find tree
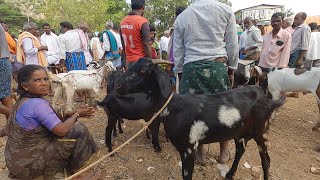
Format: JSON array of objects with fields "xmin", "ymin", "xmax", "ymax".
[
  {"xmin": 144, "ymin": 0, "xmax": 232, "ymax": 33},
  {"xmin": 286, "ymin": 8, "xmax": 295, "ymax": 17},
  {"xmin": 41, "ymin": 0, "xmax": 128, "ymax": 32}
]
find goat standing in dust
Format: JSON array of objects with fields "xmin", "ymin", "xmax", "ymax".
[
  {"xmin": 116, "ymin": 58, "xmax": 285, "ymax": 180},
  {"xmin": 265, "ymin": 67, "xmax": 320, "ymax": 131},
  {"xmin": 52, "ymin": 61, "xmax": 115, "ymax": 111}
]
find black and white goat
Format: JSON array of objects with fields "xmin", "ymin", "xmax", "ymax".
[
  {"xmin": 98, "ymin": 70, "xmax": 163, "ymax": 152},
  {"xmin": 115, "ymin": 58, "xmax": 285, "ymax": 180}
]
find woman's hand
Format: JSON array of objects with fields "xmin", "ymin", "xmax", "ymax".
[{"xmin": 75, "ymin": 105, "xmax": 95, "ymax": 118}]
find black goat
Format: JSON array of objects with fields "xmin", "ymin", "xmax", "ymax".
[
  {"xmin": 115, "ymin": 58, "xmax": 285, "ymax": 180},
  {"xmin": 98, "ymin": 70, "xmax": 162, "ymax": 152}
]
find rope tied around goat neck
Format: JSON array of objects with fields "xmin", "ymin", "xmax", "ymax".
[{"xmin": 65, "ymin": 93, "xmax": 174, "ymax": 180}]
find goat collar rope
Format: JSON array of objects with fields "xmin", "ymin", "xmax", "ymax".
[{"xmin": 65, "ymin": 93, "xmax": 174, "ymax": 180}]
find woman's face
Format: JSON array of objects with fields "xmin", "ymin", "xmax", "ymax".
[{"xmin": 22, "ymin": 69, "xmax": 50, "ymax": 97}]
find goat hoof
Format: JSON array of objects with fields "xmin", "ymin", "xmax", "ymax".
[
  {"xmin": 225, "ymin": 173, "xmax": 233, "ymax": 180},
  {"xmin": 154, "ymin": 146, "xmax": 162, "ymax": 152}
]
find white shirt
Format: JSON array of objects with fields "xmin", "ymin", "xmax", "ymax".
[
  {"xmin": 22, "ymin": 37, "xmax": 39, "ymax": 65},
  {"xmin": 244, "ymin": 25, "xmax": 263, "ymax": 50},
  {"xmin": 90, "ymin": 37, "xmax": 104, "ymax": 59},
  {"xmin": 306, "ymin": 32, "xmax": 320, "ymax": 61},
  {"xmin": 41, "ymin": 32, "xmax": 61, "ymax": 65},
  {"xmin": 102, "ymin": 30, "xmax": 123, "ymax": 52},
  {"xmin": 59, "ymin": 30, "xmax": 83, "ymax": 60},
  {"xmin": 239, "ymin": 30, "xmax": 247, "ymax": 50},
  {"xmin": 160, "ymin": 36, "xmax": 170, "ymax": 52}
]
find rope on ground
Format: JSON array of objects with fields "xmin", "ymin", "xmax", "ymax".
[{"xmin": 65, "ymin": 93, "xmax": 174, "ymax": 180}]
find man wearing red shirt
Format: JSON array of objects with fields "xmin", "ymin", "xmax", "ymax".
[{"xmin": 120, "ymin": 0, "xmax": 152, "ymax": 68}]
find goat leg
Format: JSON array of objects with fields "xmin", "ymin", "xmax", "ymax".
[
  {"xmin": 149, "ymin": 121, "xmax": 162, "ymax": 152},
  {"xmin": 105, "ymin": 116, "xmax": 117, "ymax": 153},
  {"xmin": 226, "ymin": 138, "xmax": 246, "ymax": 180},
  {"xmin": 118, "ymin": 118, "xmax": 124, "ymax": 133},
  {"xmin": 179, "ymin": 148, "xmax": 195, "ymax": 180},
  {"xmin": 254, "ymin": 135, "xmax": 270, "ymax": 180}
]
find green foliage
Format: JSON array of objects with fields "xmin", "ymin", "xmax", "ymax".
[
  {"xmin": 0, "ymin": 0, "xmax": 30, "ymax": 34},
  {"xmin": 41, "ymin": 0, "xmax": 128, "ymax": 32}
]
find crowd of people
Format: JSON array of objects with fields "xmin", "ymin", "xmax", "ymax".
[{"xmin": 0, "ymin": 0, "xmax": 319, "ymax": 178}]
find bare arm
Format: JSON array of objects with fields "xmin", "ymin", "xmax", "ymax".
[{"xmin": 141, "ymin": 23, "xmax": 152, "ymax": 58}]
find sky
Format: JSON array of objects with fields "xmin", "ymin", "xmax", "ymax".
[{"xmin": 230, "ymin": 0, "xmax": 319, "ymax": 16}]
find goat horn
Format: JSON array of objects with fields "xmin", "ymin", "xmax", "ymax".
[{"xmin": 152, "ymin": 59, "xmax": 174, "ymax": 65}]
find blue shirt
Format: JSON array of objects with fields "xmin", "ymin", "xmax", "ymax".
[{"xmin": 16, "ymin": 98, "xmax": 61, "ymax": 131}]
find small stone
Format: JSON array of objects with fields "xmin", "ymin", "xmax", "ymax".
[
  {"xmin": 310, "ymin": 167, "xmax": 320, "ymax": 174},
  {"xmin": 298, "ymin": 148, "xmax": 304, "ymax": 153},
  {"xmin": 136, "ymin": 159, "xmax": 143, "ymax": 163},
  {"xmin": 244, "ymin": 162, "xmax": 251, "ymax": 169},
  {"xmin": 178, "ymin": 161, "xmax": 182, "ymax": 167},
  {"xmin": 99, "ymin": 140, "xmax": 104, "ymax": 144},
  {"xmin": 164, "ymin": 154, "xmax": 171, "ymax": 160},
  {"xmin": 147, "ymin": 166, "xmax": 155, "ymax": 173},
  {"xmin": 54, "ymin": 173, "xmax": 64, "ymax": 179},
  {"xmin": 217, "ymin": 163, "xmax": 229, "ymax": 172},
  {"xmin": 220, "ymin": 170, "xmax": 227, "ymax": 178}
]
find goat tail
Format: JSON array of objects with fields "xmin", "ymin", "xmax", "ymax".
[
  {"xmin": 47, "ymin": 72, "xmax": 62, "ymax": 84},
  {"xmin": 269, "ymin": 96, "xmax": 286, "ymax": 110}
]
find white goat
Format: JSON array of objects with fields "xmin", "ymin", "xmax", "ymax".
[
  {"xmin": 52, "ymin": 61, "xmax": 115, "ymax": 111},
  {"xmin": 266, "ymin": 67, "xmax": 320, "ymax": 130}
]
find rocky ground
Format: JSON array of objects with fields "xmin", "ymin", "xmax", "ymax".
[{"xmin": 0, "ymin": 93, "xmax": 319, "ymax": 179}]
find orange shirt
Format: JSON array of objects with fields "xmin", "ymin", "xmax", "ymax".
[
  {"xmin": 5, "ymin": 32, "xmax": 17, "ymax": 54},
  {"xmin": 120, "ymin": 15, "xmax": 148, "ymax": 62}
]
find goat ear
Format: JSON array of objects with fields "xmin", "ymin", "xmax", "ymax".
[{"xmin": 150, "ymin": 64, "xmax": 172, "ymax": 98}]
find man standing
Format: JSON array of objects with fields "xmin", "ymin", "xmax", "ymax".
[
  {"xmin": 120, "ymin": 0, "xmax": 152, "ymax": 68},
  {"xmin": 174, "ymin": 0, "xmax": 238, "ymax": 165},
  {"xmin": 240, "ymin": 17, "xmax": 263, "ymax": 60},
  {"xmin": 59, "ymin": 21, "xmax": 87, "ymax": 71},
  {"xmin": 305, "ymin": 22, "xmax": 320, "ymax": 67},
  {"xmin": 0, "ymin": 23, "xmax": 13, "ymax": 136},
  {"xmin": 259, "ymin": 12, "xmax": 292, "ymax": 70},
  {"xmin": 101, "ymin": 20, "xmax": 123, "ymax": 69},
  {"xmin": 40, "ymin": 23, "xmax": 61, "ymax": 66},
  {"xmin": 78, "ymin": 22, "xmax": 93, "ymax": 65},
  {"xmin": 289, "ymin": 12, "xmax": 311, "ymax": 68},
  {"xmin": 160, "ymin": 30, "xmax": 170, "ymax": 60},
  {"xmin": 282, "ymin": 17, "xmax": 294, "ymax": 34},
  {"xmin": 16, "ymin": 22, "xmax": 48, "ymax": 66}
]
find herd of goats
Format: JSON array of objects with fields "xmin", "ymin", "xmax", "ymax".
[{"xmin": 47, "ymin": 58, "xmax": 320, "ymax": 180}]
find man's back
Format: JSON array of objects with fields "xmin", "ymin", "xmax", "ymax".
[
  {"xmin": 59, "ymin": 30, "xmax": 82, "ymax": 52},
  {"xmin": 173, "ymin": 0, "xmax": 238, "ymax": 71},
  {"xmin": 120, "ymin": 14, "xmax": 148, "ymax": 62}
]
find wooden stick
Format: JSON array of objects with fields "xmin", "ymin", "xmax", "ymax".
[{"xmin": 65, "ymin": 93, "xmax": 174, "ymax": 180}]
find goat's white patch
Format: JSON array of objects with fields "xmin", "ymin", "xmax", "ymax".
[
  {"xmin": 160, "ymin": 107, "xmax": 169, "ymax": 117},
  {"xmin": 203, "ymin": 69, "xmax": 210, "ymax": 78},
  {"xmin": 189, "ymin": 121, "xmax": 209, "ymax": 150},
  {"xmin": 184, "ymin": 169, "xmax": 189, "ymax": 177},
  {"xmin": 187, "ymin": 148, "xmax": 192, "ymax": 154},
  {"xmin": 189, "ymin": 88, "xmax": 195, "ymax": 94},
  {"xmin": 184, "ymin": 153, "xmax": 187, "ymax": 159},
  {"xmin": 218, "ymin": 105, "xmax": 241, "ymax": 128}
]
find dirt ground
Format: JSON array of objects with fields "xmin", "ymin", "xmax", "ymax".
[{"xmin": 0, "ymin": 93, "xmax": 319, "ymax": 180}]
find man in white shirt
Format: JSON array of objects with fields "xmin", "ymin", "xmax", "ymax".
[
  {"xmin": 240, "ymin": 17, "xmax": 263, "ymax": 60},
  {"xmin": 40, "ymin": 23, "xmax": 61, "ymax": 66},
  {"xmin": 160, "ymin": 30, "xmax": 170, "ymax": 59},
  {"xmin": 101, "ymin": 20, "xmax": 123, "ymax": 68},
  {"xmin": 59, "ymin": 21, "xmax": 87, "ymax": 71}
]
